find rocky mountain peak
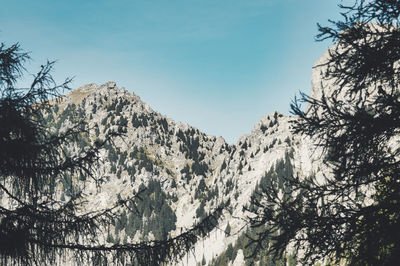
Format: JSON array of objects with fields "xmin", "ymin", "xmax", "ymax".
[
  {"xmin": 37, "ymin": 76, "xmax": 327, "ymax": 265},
  {"xmin": 75, "ymin": 82, "xmax": 99, "ymax": 92},
  {"xmin": 74, "ymin": 81, "xmax": 129, "ymax": 97}
]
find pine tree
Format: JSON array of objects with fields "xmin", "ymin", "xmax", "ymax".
[
  {"xmin": 201, "ymin": 254, "xmax": 206, "ymax": 265},
  {"xmin": 224, "ymin": 222, "xmax": 231, "ymax": 236},
  {"xmin": 247, "ymin": 1, "xmax": 400, "ymax": 264}
]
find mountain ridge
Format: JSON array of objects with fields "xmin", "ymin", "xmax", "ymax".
[
  {"xmin": 70, "ymin": 80, "xmax": 289, "ymax": 146},
  {"xmin": 27, "ymin": 48, "xmax": 331, "ymax": 265},
  {"xmin": 43, "ymin": 79, "xmax": 322, "ymax": 265}
]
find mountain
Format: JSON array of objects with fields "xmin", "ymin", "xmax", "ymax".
[
  {"xmin": 42, "ymin": 83, "xmax": 322, "ymax": 265},
  {"xmin": 37, "ymin": 56, "xmax": 329, "ymax": 265}
]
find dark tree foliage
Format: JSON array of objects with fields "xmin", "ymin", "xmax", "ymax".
[
  {"xmin": 123, "ymin": 179, "xmax": 177, "ymax": 241},
  {"xmin": 247, "ymin": 1, "xmax": 400, "ymax": 265},
  {"xmin": 0, "ymin": 43, "xmax": 226, "ymax": 265}
]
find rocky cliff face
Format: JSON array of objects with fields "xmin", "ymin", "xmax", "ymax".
[
  {"xmin": 41, "ymin": 75, "xmax": 327, "ymax": 265},
  {"xmin": 39, "ymin": 54, "xmax": 331, "ymax": 265}
]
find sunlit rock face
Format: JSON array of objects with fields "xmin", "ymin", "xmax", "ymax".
[
  {"xmin": 46, "ymin": 32, "xmax": 393, "ymax": 264},
  {"xmin": 36, "ymin": 76, "xmax": 331, "ymax": 265}
]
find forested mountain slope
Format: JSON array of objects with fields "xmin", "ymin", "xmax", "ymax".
[{"xmin": 37, "ymin": 77, "xmax": 327, "ymax": 265}]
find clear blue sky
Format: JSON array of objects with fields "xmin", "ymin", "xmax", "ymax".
[{"xmin": 0, "ymin": 0, "xmax": 341, "ymax": 143}]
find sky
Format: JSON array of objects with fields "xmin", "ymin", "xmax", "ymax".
[{"xmin": 0, "ymin": 0, "xmax": 342, "ymax": 144}]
